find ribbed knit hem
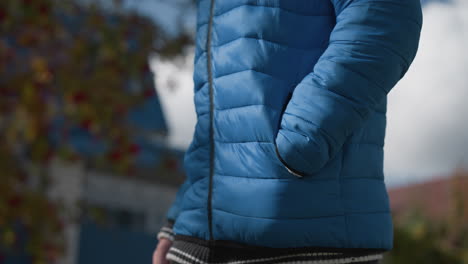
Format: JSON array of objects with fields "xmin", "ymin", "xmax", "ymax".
[
  {"xmin": 167, "ymin": 234, "xmax": 386, "ymax": 264},
  {"xmin": 157, "ymin": 219, "xmax": 175, "ymax": 242}
]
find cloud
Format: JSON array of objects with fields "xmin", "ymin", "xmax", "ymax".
[{"xmin": 151, "ymin": 53, "xmax": 197, "ymax": 150}]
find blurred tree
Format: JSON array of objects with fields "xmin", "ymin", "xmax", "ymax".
[
  {"xmin": 385, "ymin": 213, "xmax": 461, "ymax": 264},
  {"xmin": 384, "ymin": 169, "xmax": 468, "ymax": 264},
  {"xmin": 0, "ymin": 0, "xmax": 193, "ymax": 262}
]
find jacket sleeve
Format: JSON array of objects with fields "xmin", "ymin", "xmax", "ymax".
[
  {"xmin": 157, "ymin": 178, "xmax": 191, "ymax": 242},
  {"xmin": 275, "ymin": 0, "xmax": 423, "ymax": 176}
]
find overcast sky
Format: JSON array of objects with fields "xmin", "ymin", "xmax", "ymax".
[
  {"xmin": 151, "ymin": 0, "xmax": 468, "ymax": 187},
  {"xmin": 384, "ymin": 0, "xmax": 468, "ymax": 186}
]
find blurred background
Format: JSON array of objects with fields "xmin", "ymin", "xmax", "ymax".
[{"xmin": 0, "ymin": 0, "xmax": 467, "ymax": 263}]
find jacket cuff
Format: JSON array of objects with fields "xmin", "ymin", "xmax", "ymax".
[{"xmin": 157, "ymin": 219, "xmax": 175, "ymax": 242}]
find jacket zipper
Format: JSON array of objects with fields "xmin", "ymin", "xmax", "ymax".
[{"xmin": 206, "ymin": 0, "xmax": 215, "ymax": 241}]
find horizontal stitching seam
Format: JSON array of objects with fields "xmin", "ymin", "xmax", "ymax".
[
  {"xmin": 213, "ymin": 208, "xmax": 390, "ymax": 220},
  {"xmin": 321, "ymin": 57, "xmax": 387, "ymax": 95},
  {"xmin": 177, "ymin": 207, "xmax": 205, "ymax": 213},
  {"xmin": 216, "ymin": 173, "xmax": 340, "ymax": 181},
  {"xmin": 194, "ymin": 81, "xmax": 208, "ymax": 96},
  {"xmin": 343, "ymin": 2, "xmax": 422, "ymax": 28},
  {"xmin": 340, "ymin": 177, "xmax": 384, "ymax": 180},
  {"xmin": 216, "ymin": 173, "xmax": 290, "ymax": 180},
  {"xmin": 347, "ymin": 142, "xmax": 384, "ymax": 147},
  {"xmin": 330, "ymin": 39, "xmax": 409, "ymax": 68},
  {"xmin": 185, "ymin": 143, "xmax": 209, "ymax": 158},
  {"xmin": 306, "ymin": 74, "xmax": 370, "ymax": 121},
  {"xmin": 213, "ymin": 36, "xmax": 324, "ymax": 52},
  {"xmin": 195, "ymin": 69, "xmax": 291, "ymax": 94},
  {"xmin": 215, "ymin": 140, "xmax": 271, "ymax": 144},
  {"xmin": 184, "ymin": 175, "xmax": 208, "ymax": 193},
  {"xmin": 215, "ymin": 173, "xmax": 383, "ymax": 181},
  {"xmin": 203, "ymin": 13, "xmax": 342, "ymax": 54},
  {"xmin": 216, "ymin": 103, "xmax": 281, "ymax": 112},
  {"xmin": 197, "ymin": 4, "xmax": 334, "ymax": 28},
  {"xmin": 347, "ymin": 210, "xmax": 390, "ymax": 215},
  {"xmin": 213, "ymin": 208, "xmax": 346, "ymax": 220},
  {"xmin": 194, "ymin": 50, "xmax": 206, "ymax": 68},
  {"xmin": 197, "ymin": 105, "xmax": 383, "ymax": 117},
  {"xmin": 214, "ymin": 68, "xmax": 289, "ymax": 83}
]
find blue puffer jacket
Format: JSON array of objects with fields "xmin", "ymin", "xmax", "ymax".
[{"xmin": 166, "ymin": 0, "xmax": 422, "ymax": 250}]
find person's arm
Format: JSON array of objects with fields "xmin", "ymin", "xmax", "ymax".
[
  {"xmin": 275, "ymin": 0, "xmax": 423, "ymax": 176},
  {"xmin": 157, "ymin": 179, "xmax": 191, "ymax": 242},
  {"xmin": 153, "ymin": 179, "xmax": 191, "ymax": 264}
]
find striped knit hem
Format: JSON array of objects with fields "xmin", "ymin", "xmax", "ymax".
[
  {"xmin": 166, "ymin": 234, "xmax": 386, "ymax": 264},
  {"xmin": 157, "ymin": 220, "xmax": 175, "ymax": 242}
]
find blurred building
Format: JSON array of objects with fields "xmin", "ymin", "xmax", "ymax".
[
  {"xmin": 388, "ymin": 168, "xmax": 468, "ymax": 223},
  {"xmin": 47, "ymin": 157, "xmax": 182, "ymax": 264}
]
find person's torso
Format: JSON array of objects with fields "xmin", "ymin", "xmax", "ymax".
[{"xmin": 173, "ymin": 0, "xmax": 392, "ymax": 251}]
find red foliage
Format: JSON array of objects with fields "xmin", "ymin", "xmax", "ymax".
[
  {"xmin": 128, "ymin": 143, "xmax": 140, "ymax": 155},
  {"xmin": 0, "ymin": 7, "xmax": 6, "ymax": 22},
  {"xmin": 8, "ymin": 195, "xmax": 23, "ymax": 208},
  {"xmin": 143, "ymin": 89, "xmax": 155, "ymax": 98},
  {"xmin": 109, "ymin": 150, "xmax": 123, "ymax": 161},
  {"xmin": 80, "ymin": 119, "xmax": 92, "ymax": 131},
  {"xmin": 71, "ymin": 91, "xmax": 89, "ymax": 104}
]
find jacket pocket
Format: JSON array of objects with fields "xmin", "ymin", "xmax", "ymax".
[{"xmin": 272, "ymin": 91, "xmax": 307, "ymax": 178}]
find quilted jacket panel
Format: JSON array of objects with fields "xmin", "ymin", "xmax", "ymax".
[{"xmin": 166, "ymin": 0, "xmax": 423, "ymax": 250}]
